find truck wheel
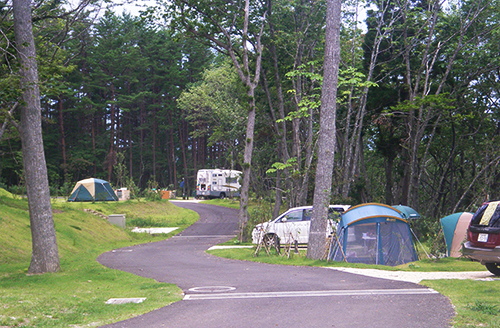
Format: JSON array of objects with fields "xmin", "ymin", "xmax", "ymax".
[
  {"xmin": 220, "ymin": 193, "xmax": 226, "ymax": 199},
  {"xmin": 485, "ymin": 263, "xmax": 500, "ymax": 276}
]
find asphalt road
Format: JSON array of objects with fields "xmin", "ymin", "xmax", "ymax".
[{"xmin": 98, "ymin": 201, "xmax": 455, "ymax": 328}]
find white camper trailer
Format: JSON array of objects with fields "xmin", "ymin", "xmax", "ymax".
[{"xmin": 196, "ymin": 169, "xmax": 242, "ymax": 199}]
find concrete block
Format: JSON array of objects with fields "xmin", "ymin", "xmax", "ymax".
[{"xmin": 108, "ymin": 214, "xmax": 126, "ymax": 228}]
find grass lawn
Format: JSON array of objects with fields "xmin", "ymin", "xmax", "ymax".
[{"xmin": 0, "ymin": 191, "xmax": 198, "ymax": 327}]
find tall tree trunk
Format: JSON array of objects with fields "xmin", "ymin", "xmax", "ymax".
[
  {"xmin": 385, "ymin": 155, "xmax": 395, "ymax": 205},
  {"xmin": 139, "ymin": 102, "xmax": 145, "ymax": 187},
  {"xmin": 340, "ymin": 0, "xmax": 401, "ymax": 199},
  {"xmin": 262, "ymin": 72, "xmax": 286, "ymax": 218},
  {"xmin": 91, "ymin": 111, "xmax": 97, "ymax": 176},
  {"xmin": 307, "ymin": 0, "xmax": 342, "ymax": 260},
  {"xmin": 58, "ymin": 97, "xmax": 67, "ymax": 177},
  {"xmin": 238, "ymin": 98, "xmax": 256, "ymax": 240},
  {"xmin": 107, "ymin": 85, "xmax": 116, "ymax": 182},
  {"xmin": 235, "ymin": 0, "xmax": 265, "ymax": 242},
  {"xmin": 171, "ymin": 0, "xmax": 266, "ymax": 239},
  {"xmin": 167, "ymin": 111, "xmax": 175, "ymax": 187},
  {"xmin": 152, "ymin": 108, "xmax": 157, "ymax": 179},
  {"xmin": 179, "ymin": 123, "xmax": 189, "ymax": 197},
  {"xmin": 128, "ymin": 115, "xmax": 133, "ymax": 179},
  {"xmin": 297, "ymin": 105, "xmax": 314, "ymax": 205},
  {"xmin": 13, "ymin": 0, "xmax": 60, "ymax": 273}
]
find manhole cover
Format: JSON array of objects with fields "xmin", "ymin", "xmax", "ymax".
[{"xmin": 188, "ymin": 286, "xmax": 236, "ymax": 293}]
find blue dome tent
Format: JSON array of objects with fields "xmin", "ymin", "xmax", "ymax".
[
  {"xmin": 329, "ymin": 203, "xmax": 418, "ymax": 266},
  {"xmin": 68, "ymin": 178, "xmax": 118, "ymax": 202}
]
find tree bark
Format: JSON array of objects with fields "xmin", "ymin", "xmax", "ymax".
[
  {"xmin": 107, "ymin": 84, "xmax": 116, "ymax": 182},
  {"xmin": 307, "ymin": 0, "xmax": 342, "ymax": 260},
  {"xmin": 58, "ymin": 97, "xmax": 67, "ymax": 177},
  {"xmin": 13, "ymin": 0, "xmax": 60, "ymax": 273},
  {"xmin": 236, "ymin": 0, "xmax": 265, "ymax": 242}
]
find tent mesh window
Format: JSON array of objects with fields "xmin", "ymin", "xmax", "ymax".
[
  {"xmin": 343, "ymin": 223, "xmax": 378, "ymax": 264},
  {"xmin": 380, "ymin": 221, "xmax": 417, "ymax": 266}
]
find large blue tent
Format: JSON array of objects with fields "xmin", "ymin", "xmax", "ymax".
[
  {"xmin": 68, "ymin": 178, "xmax": 118, "ymax": 202},
  {"xmin": 329, "ymin": 203, "xmax": 418, "ymax": 266}
]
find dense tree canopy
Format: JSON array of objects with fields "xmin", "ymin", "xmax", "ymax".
[{"xmin": 1, "ymin": 0, "xmax": 500, "ymax": 231}]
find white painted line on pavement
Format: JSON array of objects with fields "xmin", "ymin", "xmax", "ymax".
[
  {"xmin": 105, "ymin": 298, "xmax": 146, "ymax": 304},
  {"xmin": 183, "ymin": 288, "xmax": 438, "ymax": 300},
  {"xmin": 173, "ymin": 235, "xmax": 237, "ymax": 238},
  {"xmin": 131, "ymin": 227, "xmax": 178, "ymax": 234},
  {"xmin": 207, "ymin": 245, "xmax": 254, "ymax": 250}
]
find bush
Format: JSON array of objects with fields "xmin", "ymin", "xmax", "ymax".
[
  {"xmin": 246, "ymin": 201, "xmax": 274, "ymax": 240},
  {"xmin": 8, "ymin": 184, "xmax": 26, "ymax": 197},
  {"xmin": 144, "ymin": 179, "xmax": 162, "ymax": 201},
  {"xmin": 411, "ymin": 216, "xmax": 446, "ymax": 257}
]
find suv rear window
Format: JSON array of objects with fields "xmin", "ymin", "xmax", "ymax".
[{"xmin": 470, "ymin": 201, "xmax": 500, "ymax": 230}]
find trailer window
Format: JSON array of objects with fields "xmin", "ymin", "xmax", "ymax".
[{"xmin": 226, "ymin": 177, "xmax": 238, "ymax": 184}]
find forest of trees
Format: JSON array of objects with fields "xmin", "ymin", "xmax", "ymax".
[{"xmin": 1, "ymin": 0, "xmax": 500, "ymax": 223}]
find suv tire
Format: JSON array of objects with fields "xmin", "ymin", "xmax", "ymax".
[{"xmin": 485, "ymin": 263, "xmax": 500, "ymax": 276}]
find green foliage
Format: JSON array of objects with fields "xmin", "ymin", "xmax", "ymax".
[
  {"xmin": 386, "ymin": 94, "xmax": 455, "ymax": 116},
  {"xmin": 58, "ymin": 174, "xmax": 74, "ymax": 197},
  {"xmin": 2, "ymin": 0, "xmax": 500, "ymax": 235},
  {"xmin": 282, "ymin": 64, "xmax": 377, "ymax": 123},
  {"xmin": 179, "ymin": 61, "xmax": 247, "ymax": 154},
  {"xmin": 144, "ymin": 179, "xmax": 161, "ymax": 201},
  {"xmin": 113, "ymin": 152, "xmax": 128, "ymax": 189},
  {"xmin": 246, "ymin": 201, "xmax": 275, "ymax": 239},
  {"xmin": 266, "ymin": 158, "xmax": 298, "ymax": 175}
]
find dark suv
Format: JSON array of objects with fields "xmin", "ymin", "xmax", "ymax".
[{"xmin": 463, "ymin": 201, "xmax": 500, "ymax": 275}]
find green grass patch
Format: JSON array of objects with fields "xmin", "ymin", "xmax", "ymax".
[
  {"xmin": 0, "ymin": 247, "xmax": 182, "ymax": 327},
  {"xmin": 0, "ymin": 192, "xmax": 197, "ymax": 327},
  {"xmin": 207, "ymin": 247, "xmax": 486, "ymax": 271},
  {"xmin": 423, "ymin": 279, "xmax": 500, "ymax": 328},
  {"xmin": 200, "ymin": 198, "xmax": 241, "ymax": 209},
  {"xmin": 53, "ymin": 198, "xmax": 198, "ymax": 229}
]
